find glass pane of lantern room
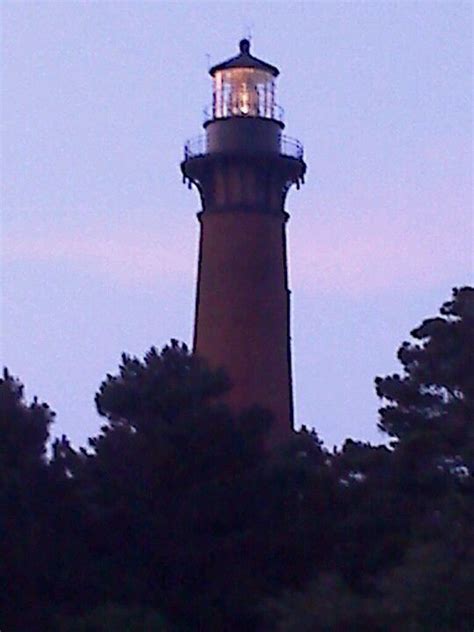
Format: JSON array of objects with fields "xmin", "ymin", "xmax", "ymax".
[
  {"xmin": 213, "ymin": 72, "xmax": 223, "ymax": 118},
  {"xmin": 214, "ymin": 69, "xmax": 274, "ymax": 119}
]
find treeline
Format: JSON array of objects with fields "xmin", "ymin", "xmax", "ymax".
[{"xmin": 1, "ymin": 287, "xmax": 473, "ymax": 631}]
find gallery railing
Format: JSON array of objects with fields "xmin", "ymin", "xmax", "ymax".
[
  {"xmin": 203, "ymin": 103, "xmax": 285, "ymax": 124},
  {"xmin": 184, "ymin": 134, "xmax": 303, "ymax": 161}
]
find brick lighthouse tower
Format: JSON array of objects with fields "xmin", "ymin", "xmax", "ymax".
[{"xmin": 182, "ymin": 40, "xmax": 306, "ymax": 446}]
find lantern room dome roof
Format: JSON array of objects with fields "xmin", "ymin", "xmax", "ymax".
[{"xmin": 209, "ymin": 39, "xmax": 279, "ymax": 77}]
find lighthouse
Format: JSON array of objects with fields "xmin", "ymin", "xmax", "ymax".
[{"xmin": 182, "ymin": 39, "xmax": 306, "ymax": 446}]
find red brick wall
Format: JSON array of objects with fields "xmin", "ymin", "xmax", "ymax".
[{"xmin": 194, "ymin": 210, "xmax": 293, "ymax": 447}]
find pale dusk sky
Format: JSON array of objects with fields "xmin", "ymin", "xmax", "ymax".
[{"xmin": 2, "ymin": 1, "xmax": 472, "ymax": 448}]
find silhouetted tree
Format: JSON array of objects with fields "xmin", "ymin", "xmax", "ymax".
[
  {"xmin": 263, "ymin": 571, "xmax": 389, "ymax": 632},
  {"xmin": 263, "ymin": 538, "xmax": 474, "ymax": 632},
  {"xmin": 0, "ymin": 369, "xmax": 55, "ymax": 630},
  {"xmin": 60, "ymin": 341, "xmax": 263, "ymax": 628},
  {"xmin": 57, "ymin": 604, "xmax": 170, "ymax": 631},
  {"xmin": 4, "ymin": 289, "xmax": 472, "ymax": 630},
  {"xmin": 330, "ymin": 440, "xmax": 410, "ymax": 585},
  {"xmin": 263, "ymin": 287, "xmax": 474, "ymax": 632},
  {"xmin": 375, "ymin": 287, "xmax": 474, "ymax": 570},
  {"xmin": 376, "ymin": 286, "xmax": 474, "ymax": 476},
  {"xmin": 64, "ymin": 341, "xmax": 334, "ymax": 630}
]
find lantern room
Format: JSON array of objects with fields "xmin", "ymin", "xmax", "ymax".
[{"xmin": 209, "ymin": 39, "xmax": 282, "ymax": 122}]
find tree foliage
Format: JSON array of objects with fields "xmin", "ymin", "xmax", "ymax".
[
  {"xmin": 57, "ymin": 604, "xmax": 169, "ymax": 632},
  {"xmin": 0, "ymin": 369, "xmax": 56, "ymax": 630},
  {"xmin": 264, "ymin": 287, "xmax": 474, "ymax": 631},
  {"xmin": 264, "ymin": 537, "xmax": 474, "ymax": 632},
  {"xmin": 1, "ymin": 288, "xmax": 473, "ymax": 630},
  {"xmin": 74, "ymin": 341, "xmax": 333, "ymax": 629},
  {"xmin": 376, "ymin": 287, "xmax": 474, "ymax": 473}
]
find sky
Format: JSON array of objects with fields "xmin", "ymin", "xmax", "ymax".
[{"xmin": 2, "ymin": 1, "xmax": 472, "ymax": 450}]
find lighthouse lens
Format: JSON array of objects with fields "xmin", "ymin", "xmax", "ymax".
[{"xmin": 239, "ymin": 84, "xmax": 250, "ymax": 114}]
